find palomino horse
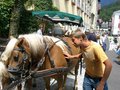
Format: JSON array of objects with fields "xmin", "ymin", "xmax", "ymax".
[{"xmin": 0, "ymin": 34, "xmax": 80, "ymax": 90}]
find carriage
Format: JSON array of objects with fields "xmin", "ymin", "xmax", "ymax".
[{"xmin": 0, "ymin": 11, "xmax": 83, "ymax": 90}]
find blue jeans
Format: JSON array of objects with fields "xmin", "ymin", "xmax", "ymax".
[
  {"xmin": 116, "ymin": 49, "xmax": 120, "ymax": 55},
  {"xmin": 83, "ymin": 74, "xmax": 108, "ymax": 90}
]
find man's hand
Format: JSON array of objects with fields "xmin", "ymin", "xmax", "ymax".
[
  {"xmin": 63, "ymin": 51, "xmax": 81, "ymax": 59},
  {"xmin": 63, "ymin": 51, "xmax": 72, "ymax": 59},
  {"xmin": 96, "ymin": 82, "xmax": 104, "ymax": 90}
]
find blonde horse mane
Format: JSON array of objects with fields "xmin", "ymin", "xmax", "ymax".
[
  {"xmin": 0, "ymin": 37, "xmax": 18, "ymax": 78},
  {"xmin": 1, "ymin": 33, "xmax": 70, "ymax": 62},
  {"xmin": 0, "ymin": 38, "xmax": 18, "ymax": 62},
  {"xmin": 43, "ymin": 36, "xmax": 70, "ymax": 53},
  {"xmin": 18, "ymin": 34, "xmax": 46, "ymax": 56},
  {"xmin": 19, "ymin": 34, "xmax": 69, "ymax": 55}
]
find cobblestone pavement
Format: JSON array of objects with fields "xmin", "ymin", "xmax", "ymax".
[{"xmin": 31, "ymin": 68, "xmax": 85, "ymax": 90}]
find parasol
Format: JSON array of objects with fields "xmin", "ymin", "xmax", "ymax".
[{"xmin": 32, "ymin": 11, "xmax": 83, "ymax": 26}]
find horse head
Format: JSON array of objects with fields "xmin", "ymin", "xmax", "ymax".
[{"xmin": 7, "ymin": 37, "xmax": 31, "ymax": 78}]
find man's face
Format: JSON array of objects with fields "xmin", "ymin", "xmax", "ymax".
[{"xmin": 72, "ymin": 37, "xmax": 83, "ymax": 47}]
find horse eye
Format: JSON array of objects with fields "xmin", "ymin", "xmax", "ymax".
[{"xmin": 14, "ymin": 55, "xmax": 19, "ymax": 61}]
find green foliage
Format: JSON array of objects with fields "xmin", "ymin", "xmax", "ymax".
[
  {"xmin": 19, "ymin": 0, "xmax": 58, "ymax": 34},
  {"xmin": 34, "ymin": 0, "xmax": 53, "ymax": 11},
  {"xmin": 100, "ymin": 1, "xmax": 120, "ymax": 21},
  {"xmin": 0, "ymin": 0, "xmax": 14, "ymax": 37},
  {"xmin": 51, "ymin": 6, "xmax": 59, "ymax": 11},
  {"xmin": 0, "ymin": 0, "xmax": 59, "ymax": 37},
  {"xmin": 33, "ymin": 0, "xmax": 59, "ymax": 33},
  {"xmin": 19, "ymin": 10, "xmax": 38, "ymax": 34}
]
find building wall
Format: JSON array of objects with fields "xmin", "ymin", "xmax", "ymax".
[
  {"xmin": 112, "ymin": 10, "xmax": 120, "ymax": 35},
  {"xmin": 52, "ymin": 0, "xmax": 99, "ymax": 31},
  {"xmin": 91, "ymin": 0, "xmax": 98, "ymax": 29}
]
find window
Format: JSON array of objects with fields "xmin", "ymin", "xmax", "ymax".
[
  {"xmin": 72, "ymin": 5, "xmax": 75, "ymax": 14},
  {"xmin": 72, "ymin": 0, "xmax": 76, "ymax": 3},
  {"xmin": 77, "ymin": 9, "xmax": 80, "ymax": 15},
  {"xmin": 77, "ymin": 0, "xmax": 80, "ymax": 7},
  {"xmin": 65, "ymin": 0, "xmax": 68, "ymax": 12}
]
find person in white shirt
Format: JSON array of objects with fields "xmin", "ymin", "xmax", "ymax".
[
  {"xmin": 37, "ymin": 24, "xmax": 44, "ymax": 35},
  {"xmin": 100, "ymin": 33, "xmax": 109, "ymax": 51}
]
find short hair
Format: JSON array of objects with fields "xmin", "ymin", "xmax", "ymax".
[
  {"xmin": 75, "ymin": 28, "xmax": 81, "ymax": 32},
  {"xmin": 39, "ymin": 24, "xmax": 43, "ymax": 28},
  {"xmin": 71, "ymin": 29, "xmax": 87, "ymax": 40}
]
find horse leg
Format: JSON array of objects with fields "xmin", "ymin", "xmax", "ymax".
[
  {"xmin": 44, "ymin": 77, "xmax": 50, "ymax": 90},
  {"xmin": 32, "ymin": 78, "xmax": 37, "ymax": 87},
  {"xmin": 17, "ymin": 84, "xmax": 22, "ymax": 90},
  {"xmin": 74, "ymin": 74, "xmax": 78, "ymax": 90},
  {"xmin": 73, "ymin": 61, "xmax": 79, "ymax": 90},
  {"xmin": 57, "ymin": 75, "xmax": 64, "ymax": 90},
  {"xmin": 62, "ymin": 74, "xmax": 67, "ymax": 90},
  {"xmin": 24, "ymin": 79, "xmax": 32, "ymax": 90}
]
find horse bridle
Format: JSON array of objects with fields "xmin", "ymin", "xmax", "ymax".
[
  {"xmin": 3, "ymin": 37, "xmax": 75, "ymax": 90},
  {"xmin": 8, "ymin": 38, "xmax": 58, "ymax": 78},
  {"xmin": 8, "ymin": 37, "xmax": 71, "ymax": 79},
  {"xmin": 8, "ymin": 46, "xmax": 31, "ymax": 78}
]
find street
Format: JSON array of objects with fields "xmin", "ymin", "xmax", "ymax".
[{"xmin": 106, "ymin": 50, "xmax": 120, "ymax": 90}]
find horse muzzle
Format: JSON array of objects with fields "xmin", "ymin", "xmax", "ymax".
[{"xmin": 7, "ymin": 66, "xmax": 22, "ymax": 76}]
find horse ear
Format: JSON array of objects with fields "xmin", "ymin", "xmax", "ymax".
[
  {"xmin": 17, "ymin": 38, "xmax": 25, "ymax": 47},
  {"xmin": 17, "ymin": 37, "xmax": 30, "ymax": 53},
  {"xmin": 17, "ymin": 37, "xmax": 31, "ymax": 55}
]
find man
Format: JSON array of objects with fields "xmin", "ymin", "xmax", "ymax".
[{"xmin": 64, "ymin": 30, "xmax": 112, "ymax": 90}]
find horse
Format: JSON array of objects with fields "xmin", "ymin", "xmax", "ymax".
[{"xmin": 0, "ymin": 33, "xmax": 80, "ymax": 90}]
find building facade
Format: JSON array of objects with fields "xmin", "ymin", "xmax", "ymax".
[
  {"xmin": 52, "ymin": 0, "xmax": 101, "ymax": 31},
  {"xmin": 111, "ymin": 10, "xmax": 120, "ymax": 35}
]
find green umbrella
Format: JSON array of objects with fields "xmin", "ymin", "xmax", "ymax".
[{"xmin": 32, "ymin": 11, "xmax": 83, "ymax": 26}]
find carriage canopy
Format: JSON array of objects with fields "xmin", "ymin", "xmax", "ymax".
[{"xmin": 32, "ymin": 11, "xmax": 83, "ymax": 26}]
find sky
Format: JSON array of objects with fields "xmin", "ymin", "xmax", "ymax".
[{"xmin": 101, "ymin": 0, "xmax": 118, "ymax": 7}]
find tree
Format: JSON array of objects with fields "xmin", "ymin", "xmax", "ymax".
[
  {"xmin": 9, "ymin": 0, "xmax": 25, "ymax": 37},
  {"xmin": 34, "ymin": 0, "xmax": 53, "ymax": 10},
  {"xmin": 100, "ymin": 1, "xmax": 120, "ymax": 21},
  {"xmin": 33, "ymin": 0, "xmax": 59, "ymax": 34},
  {"xmin": 0, "ymin": 0, "xmax": 58, "ymax": 38},
  {"xmin": 0, "ymin": 0, "xmax": 14, "ymax": 37}
]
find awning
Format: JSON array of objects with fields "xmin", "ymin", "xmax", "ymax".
[{"xmin": 32, "ymin": 11, "xmax": 83, "ymax": 26}]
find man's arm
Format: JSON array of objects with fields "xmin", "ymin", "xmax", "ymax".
[
  {"xmin": 63, "ymin": 51, "xmax": 82, "ymax": 59},
  {"xmin": 97, "ymin": 59, "xmax": 112, "ymax": 90}
]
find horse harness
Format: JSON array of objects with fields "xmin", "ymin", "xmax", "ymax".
[
  {"xmin": 4, "ymin": 38, "xmax": 72, "ymax": 90},
  {"xmin": 36, "ymin": 37, "xmax": 72, "ymax": 69}
]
